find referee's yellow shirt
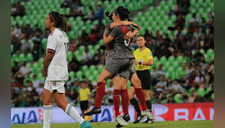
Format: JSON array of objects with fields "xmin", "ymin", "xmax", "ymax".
[
  {"xmin": 133, "ymin": 47, "xmax": 153, "ymax": 71},
  {"xmin": 79, "ymin": 88, "xmax": 91, "ymax": 101}
]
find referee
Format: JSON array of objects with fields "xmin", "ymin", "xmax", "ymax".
[{"xmin": 129, "ymin": 35, "xmax": 154, "ymax": 124}]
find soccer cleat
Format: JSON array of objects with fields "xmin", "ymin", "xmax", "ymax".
[
  {"xmin": 133, "ymin": 114, "xmax": 146, "ymax": 124},
  {"xmin": 84, "ymin": 107, "xmax": 101, "ymax": 116},
  {"xmin": 80, "ymin": 121, "xmax": 91, "ymax": 128},
  {"xmin": 142, "ymin": 118, "xmax": 154, "ymax": 124},
  {"xmin": 141, "ymin": 109, "xmax": 156, "ymax": 120},
  {"xmin": 116, "ymin": 114, "xmax": 130, "ymax": 126},
  {"xmin": 116, "ymin": 123, "xmax": 123, "ymax": 128}
]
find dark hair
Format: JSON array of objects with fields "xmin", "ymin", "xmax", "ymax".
[
  {"xmin": 105, "ymin": 6, "xmax": 131, "ymax": 21},
  {"xmin": 49, "ymin": 11, "xmax": 68, "ymax": 32},
  {"xmin": 137, "ymin": 35, "xmax": 145, "ymax": 39},
  {"xmin": 115, "ymin": 6, "xmax": 131, "ymax": 21},
  {"xmin": 105, "ymin": 11, "xmax": 113, "ymax": 21}
]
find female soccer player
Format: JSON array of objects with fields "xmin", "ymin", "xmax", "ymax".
[
  {"xmin": 85, "ymin": 6, "xmax": 155, "ymax": 125},
  {"xmin": 41, "ymin": 11, "xmax": 91, "ymax": 128},
  {"xmin": 129, "ymin": 35, "xmax": 154, "ymax": 124}
]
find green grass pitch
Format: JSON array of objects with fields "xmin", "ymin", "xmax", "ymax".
[{"xmin": 11, "ymin": 120, "xmax": 214, "ymax": 128}]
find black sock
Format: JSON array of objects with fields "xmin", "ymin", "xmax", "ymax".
[
  {"xmin": 146, "ymin": 100, "xmax": 152, "ymax": 120},
  {"xmin": 146, "ymin": 100, "xmax": 152, "ymax": 112},
  {"xmin": 130, "ymin": 98, "xmax": 141, "ymax": 115}
]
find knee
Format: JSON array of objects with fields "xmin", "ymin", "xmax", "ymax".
[
  {"xmin": 42, "ymin": 96, "xmax": 51, "ymax": 105},
  {"xmin": 133, "ymin": 79, "xmax": 141, "ymax": 88},
  {"xmin": 97, "ymin": 76, "xmax": 106, "ymax": 83},
  {"xmin": 56, "ymin": 101, "xmax": 67, "ymax": 111},
  {"xmin": 128, "ymin": 93, "xmax": 134, "ymax": 100},
  {"xmin": 114, "ymin": 83, "xmax": 123, "ymax": 90}
]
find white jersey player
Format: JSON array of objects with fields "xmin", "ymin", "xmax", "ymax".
[{"xmin": 41, "ymin": 11, "xmax": 91, "ymax": 128}]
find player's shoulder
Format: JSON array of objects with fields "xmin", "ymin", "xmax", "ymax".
[
  {"xmin": 134, "ymin": 48, "xmax": 139, "ymax": 53},
  {"xmin": 145, "ymin": 47, "xmax": 151, "ymax": 52}
]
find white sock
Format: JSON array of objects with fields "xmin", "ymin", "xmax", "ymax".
[
  {"xmin": 65, "ymin": 104, "xmax": 84, "ymax": 124},
  {"xmin": 43, "ymin": 105, "xmax": 52, "ymax": 128}
]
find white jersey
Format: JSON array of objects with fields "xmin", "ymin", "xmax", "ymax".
[{"xmin": 46, "ymin": 28, "xmax": 69, "ymax": 81}]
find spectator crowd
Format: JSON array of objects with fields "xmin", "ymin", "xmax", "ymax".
[{"xmin": 11, "ymin": 0, "xmax": 214, "ymax": 107}]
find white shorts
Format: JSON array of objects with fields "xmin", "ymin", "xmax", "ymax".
[{"xmin": 44, "ymin": 79, "xmax": 65, "ymax": 93}]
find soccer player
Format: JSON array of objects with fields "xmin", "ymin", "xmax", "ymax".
[
  {"xmin": 129, "ymin": 35, "xmax": 154, "ymax": 124},
  {"xmin": 85, "ymin": 6, "xmax": 155, "ymax": 125},
  {"xmin": 41, "ymin": 11, "xmax": 91, "ymax": 128}
]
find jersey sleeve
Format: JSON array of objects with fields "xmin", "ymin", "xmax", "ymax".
[
  {"xmin": 110, "ymin": 26, "xmax": 120, "ymax": 38},
  {"xmin": 47, "ymin": 35, "xmax": 57, "ymax": 53},
  {"xmin": 133, "ymin": 49, "xmax": 138, "ymax": 60},
  {"xmin": 87, "ymin": 88, "xmax": 91, "ymax": 95},
  {"xmin": 147, "ymin": 49, "xmax": 153, "ymax": 60}
]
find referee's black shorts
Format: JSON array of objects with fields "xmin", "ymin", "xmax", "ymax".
[
  {"xmin": 80, "ymin": 100, "xmax": 89, "ymax": 111},
  {"xmin": 130, "ymin": 70, "xmax": 152, "ymax": 90}
]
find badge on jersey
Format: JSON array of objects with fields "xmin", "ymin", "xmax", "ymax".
[{"xmin": 139, "ymin": 59, "xmax": 143, "ymax": 62}]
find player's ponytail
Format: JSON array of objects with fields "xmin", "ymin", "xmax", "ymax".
[
  {"xmin": 105, "ymin": 11, "xmax": 113, "ymax": 21},
  {"xmin": 49, "ymin": 11, "xmax": 68, "ymax": 32},
  {"xmin": 116, "ymin": 6, "xmax": 132, "ymax": 21},
  {"xmin": 61, "ymin": 14, "xmax": 68, "ymax": 32}
]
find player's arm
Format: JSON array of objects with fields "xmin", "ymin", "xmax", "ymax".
[
  {"xmin": 41, "ymin": 51, "xmax": 54, "ymax": 77},
  {"xmin": 110, "ymin": 21, "xmax": 141, "ymax": 29},
  {"xmin": 103, "ymin": 28, "xmax": 115, "ymax": 44},
  {"xmin": 124, "ymin": 29, "xmax": 139, "ymax": 40},
  {"xmin": 137, "ymin": 59, "xmax": 153, "ymax": 66},
  {"xmin": 77, "ymin": 92, "xmax": 80, "ymax": 102}
]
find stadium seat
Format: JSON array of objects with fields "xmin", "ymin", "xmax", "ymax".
[
  {"xmin": 27, "ymin": 53, "xmax": 33, "ymax": 61},
  {"xmin": 173, "ymin": 60, "xmax": 179, "ymax": 69},
  {"xmin": 153, "ymin": 57, "xmax": 159, "ymax": 67},
  {"xmin": 168, "ymin": 56, "xmax": 175, "ymax": 64},
  {"xmin": 76, "ymin": 71, "xmax": 83, "ymax": 80},
  {"xmin": 176, "ymin": 56, "xmax": 186, "ymax": 64},
  {"xmin": 159, "ymin": 56, "xmax": 167, "ymax": 65},
  {"xmin": 81, "ymin": 65, "xmax": 88, "ymax": 72},
  {"xmin": 197, "ymin": 88, "xmax": 206, "ymax": 97},
  {"xmin": 174, "ymin": 93, "xmax": 182, "ymax": 103},
  {"xmin": 207, "ymin": 49, "xmax": 214, "ymax": 59}
]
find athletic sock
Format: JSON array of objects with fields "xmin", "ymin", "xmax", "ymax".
[
  {"xmin": 65, "ymin": 104, "xmax": 84, "ymax": 124},
  {"xmin": 135, "ymin": 88, "xmax": 148, "ymax": 111},
  {"xmin": 43, "ymin": 105, "xmax": 52, "ymax": 128},
  {"xmin": 146, "ymin": 100, "xmax": 152, "ymax": 112},
  {"xmin": 121, "ymin": 89, "xmax": 129, "ymax": 115},
  {"xmin": 113, "ymin": 89, "xmax": 121, "ymax": 117},
  {"xmin": 94, "ymin": 82, "xmax": 105, "ymax": 108},
  {"xmin": 130, "ymin": 98, "xmax": 141, "ymax": 115}
]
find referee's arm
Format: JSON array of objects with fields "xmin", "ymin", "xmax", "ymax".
[{"xmin": 134, "ymin": 59, "xmax": 153, "ymax": 66}]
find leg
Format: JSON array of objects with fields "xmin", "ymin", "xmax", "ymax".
[
  {"xmin": 81, "ymin": 110, "xmax": 85, "ymax": 118},
  {"xmin": 144, "ymin": 90, "xmax": 152, "ymax": 111},
  {"xmin": 112, "ymin": 77, "xmax": 122, "ymax": 117},
  {"xmin": 113, "ymin": 77, "xmax": 130, "ymax": 126},
  {"xmin": 130, "ymin": 73, "xmax": 147, "ymax": 111},
  {"xmin": 42, "ymin": 89, "xmax": 53, "ymax": 128},
  {"xmin": 120, "ymin": 77, "xmax": 129, "ymax": 115},
  {"xmin": 129, "ymin": 85, "xmax": 141, "ymax": 115},
  {"xmin": 94, "ymin": 68, "xmax": 112, "ymax": 108},
  {"xmin": 128, "ymin": 85, "xmax": 135, "ymax": 100},
  {"xmin": 131, "ymin": 73, "xmax": 156, "ymax": 120},
  {"xmin": 52, "ymin": 90, "xmax": 85, "ymax": 125}
]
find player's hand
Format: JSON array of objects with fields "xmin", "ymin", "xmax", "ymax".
[
  {"xmin": 124, "ymin": 34, "xmax": 132, "ymax": 40},
  {"xmin": 41, "ymin": 69, "xmax": 47, "ymax": 77},
  {"xmin": 134, "ymin": 60, "xmax": 139, "ymax": 66},
  {"xmin": 131, "ymin": 23, "xmax": 141, "ymax": 29}
]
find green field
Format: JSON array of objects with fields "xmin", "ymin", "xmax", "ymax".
[{"xmin": 12, "ymin": 120, "xmax": 214, "ymax": 128}]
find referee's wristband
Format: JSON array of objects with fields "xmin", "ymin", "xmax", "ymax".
[{"xmin": 139, "ymin": 61, "xmax": 142, "ymax": 65}]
